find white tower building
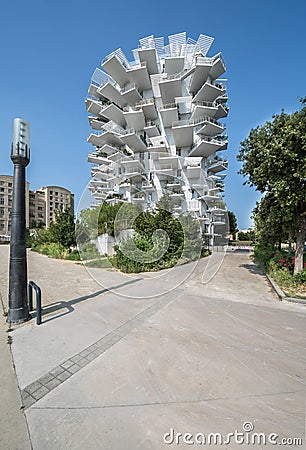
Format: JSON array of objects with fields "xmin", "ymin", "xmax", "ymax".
[{"xmin": 86, "ymin": 33, "xmax": 228, "ymax": 245}]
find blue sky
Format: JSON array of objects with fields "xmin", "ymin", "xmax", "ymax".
[{"xmin": 0, "ymin": 0, "xmax": 305, "ymax": 228}]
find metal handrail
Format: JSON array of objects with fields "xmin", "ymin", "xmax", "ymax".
[
  {"xmin": 172, "ymin": 115, "xmax": 223, "ymax": 128},
  {"xmin": 134, "ymin": 98, "xmax": 155, "ymax": 107},
  {"xmin": 28, "ymin": 281, "xmax": 42, "ymax": 325},
  {"xmin": 160, "ymin": 102, "xmax": 177, "ymax": 110},
  {"xmin": 121, "ymin": 82, "xmax": 141, "ymax": 94}
]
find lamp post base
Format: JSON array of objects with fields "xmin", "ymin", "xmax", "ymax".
[{"xmin": 6, "ymin": 306, "xmax": 31, "ymax": 324}]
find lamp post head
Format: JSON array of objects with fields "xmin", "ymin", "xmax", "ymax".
[{"xmin": 11, "ymin": 118, "xmax": 30, "ymax": 166}]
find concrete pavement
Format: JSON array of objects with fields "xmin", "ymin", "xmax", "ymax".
[{"xmin": 0, "ymin": 245, "xmax": 305, "ymax": 449}]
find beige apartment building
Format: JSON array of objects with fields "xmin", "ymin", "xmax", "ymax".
[
  {"xmin": 36, "ymin": 186, "xmax": 74, "ymax": 228},
  {"xmin": 0, "ymin": 175, "xmax": 29, "ymax": 236},
  {"xmin": 0, "ymin": 176, "xmax": 74, "ymax": 235}
]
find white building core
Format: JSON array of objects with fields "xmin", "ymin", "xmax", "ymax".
[{"xmin": 86, "ymin": 32, "xmax": 228, "ymax": 245}]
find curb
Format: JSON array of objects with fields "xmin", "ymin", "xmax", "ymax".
[{"xmin": 266, "ymin": 274, "xmax": 306, "ymax": 305}]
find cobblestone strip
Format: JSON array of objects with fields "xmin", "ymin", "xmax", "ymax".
[{"xmin": 21, "ymin": 293, "xmax": 177, "ymax": 409}]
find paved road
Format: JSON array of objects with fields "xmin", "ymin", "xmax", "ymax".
[{"xmin": 0, "ymin": 245, "xmax": 305, "ymax": 449}]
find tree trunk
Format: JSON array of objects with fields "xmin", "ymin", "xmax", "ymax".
[
  {"xmin": 278, "ymin": 237, "xmax": 282, "ymax": 251},
  {"xmin": 294, "ymin": 214, "xmax": 306, "ymax": 275}
]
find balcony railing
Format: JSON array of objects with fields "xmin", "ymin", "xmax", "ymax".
[
  {"xmin": 121, "ymin": 82, "xmax": 142, "ymax": 95},
  {"xmin": 172, "ymin": 115, "xmax": 223, "ymax": 128},
  {"xmin": 134, "ymin": 97, "xmax": 155, "ymax": 108},
  {"xmin": 127, "ymin": 61, "xmax": 147, "ymax": 70},
  {"xmin": 160, "ymin": 102, "xmax": 177, "ymax": 110}
]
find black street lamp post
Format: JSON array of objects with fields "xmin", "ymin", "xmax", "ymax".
[{"xmin": 7, "ymin": 118, "xmax": 31, "ymax": 324}]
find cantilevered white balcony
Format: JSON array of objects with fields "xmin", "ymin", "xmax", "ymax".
[
  {"xmin": 88, "ymin": 153, "xmax": 111, "ymax": 165},
  {"xmin": 91, "ymin": 170, "xmax": 114, "ymax": 181},
  {"xmin": 88, "ymin": 82, "xmax": 103, "ymax": 99},
  {"xmin": 134, "ymin": 98, "xmax": 157, "ymax": 120},
  {"xmin": 137, "ymin": 48, "xmax": 159, "ymax": 74},
  {"xmin": 164, "ymin": 57, "xmax": 185, "ymax": 75},
  {"xmin": 89, "ymin": 178, "xmax": 109, "ymax": 187},
  {"xmin": 208, "ymin": 159, "xmax": 228, "ymax": 173},
  {"xmin": 108, "ymin": 151, "xmax": 132, "ymax": 163},
  {"xmin": 209, "ymin": 53, "xmax": 226, "ymax": 80},
  {"xmin": 169, "ymin": 191, "xmax": 184, "ymax": 201},
  {"xmin": 120, "ymin": 82, "xmax": 142, "ymax": 106},
  {"xmin": 156, "ymin": 154, "xmax": 180, "ymax": 168},
  {"xmin": 189, "ymin": 136, "xmax": 227, "ymax": 157},
  {"xmin": 88, "ymin": 116, "xmax": 108, "ymax": 130},
  {"xmin": 159, "ymin": 75, "xmax": 182, "ymax": 104},
  {"xmin": 102, "ymin": 54, "xmax": 130, "ymax": 88},
  {"xmin": 141, "ymin": 182, "xmax": 155, "ymax": 192},
  {"xmin": 87, "ymin": 131, "xmax": 123, "ymax": 148},
  {"xmin": 193, "ymin": 81, "xmax": 226, "ymax": 103},
  {"xmin": 191, "ymin": 101, "xmax": 219, "ymax": 120},
  {"xmin": 200, "ymin": 192, "xmax": 223, "ymax": 202},
  {"xmin": 159, "ymin": 103, "xmax": 178, "ymax": 127},
  {"xmin": 97, "ymin": 81, "xmax": 127, "ymax": 109},
  {"xmin": 189, "ymin": 56, "xmax": 213, "ymax": 95},
  {"xmin": 147, "ymin": 137, "xmax": 168, "ymax": 158},
  {"xmin": 119, "ymin": 129, "xmax": 147, "ymax": 153},
  {"xmin": 211, "ymin": 216, "xmax": 226, "ymax": 225},
  {"xmin": 100, "ymin": 103, "xmax": 126, "ymax": 128},
  {"xmin": 126, "ymin": 62, "xmax": 151, "ymax": 91},
  {"xmin": 195, "ymin": 116, "xmax": 224, "ymax": 136},
  {"xmin": 132, "ymin": 192, "xmax": 146, "ymax": 202},
  {"xmin": 144, "ymin": 120, "xmax": 161, "ymax": 138},
  {"xmin": 172, "ymin": 119, "xmax": 194, "ymax": 147},
  {"xmin": 207, "ymin": 206, "xmax": 227, "ymax": 213},
  {"xmin": 121, "ymin": 159, "xmax": 146, "ymax": 179},
  {"xmin": 185, "ymin": 165, "xmax": 201, "ymax": 179},
  {"xmin": 86, "ymin": 98, "xmax": 105, "ymax": 117},
  {"xmin": 165, "ymin": 179, "xmax": 182, "ymax": 190},
  {"xmin": 214, "ymin": 102, "xmax": 229, "ymax": 119},
  {"xmin": 123, "ymin": 109, "xmax": 146, "ymax": 131}
]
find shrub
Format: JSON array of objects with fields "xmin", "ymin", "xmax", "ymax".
[
  {"xmin": 38, "ymin": 242, "xmax": 67, "ymax": 259},
  {"xmin": 85, "ymin": 257, "xmax": 112, "ymax": 268},
  {"xmin": 294, "ymin": 269, "xmax": 306, "ymax": 285},
  {"xmin": 78, "ymin": 242, "xmax": 100, "ymax": 260},
  {"xmin": 66, "ymin": 249, "xmax": 81, "ymax": 261}
]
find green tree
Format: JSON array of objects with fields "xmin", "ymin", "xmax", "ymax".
[
  {"xmin": 237, "ymin": 230, "xmax": 255, "ymax": 242},
  {"xmin": 49, "ymin": 209, "xmax": 76, "ymax": 248},
  {"xmin": 237, "ymin": 99, "xmax": 306, "ymax": 274},
  {"xmin": 252, "ymin": 192, "xmax": 295, "ymax": 250},
  {"xmin": 227, "ymin": 211, "xmax": 238, "ymax": 239}
]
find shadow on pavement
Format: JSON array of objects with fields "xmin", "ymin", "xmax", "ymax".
[
  {"xmin": 37, "ymin": 277, "xmax": 143, "ymax": 324},
  {"xmin": 239, "ymin": 263, "xmax": 264, "ymax": 275}
]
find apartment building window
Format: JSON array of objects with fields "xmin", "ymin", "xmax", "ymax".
[
  {"xmin": 0, "ymin": 188, "xmax": 4, "ymax": 193},
  {"xmin": 38, "ymin": 206, "xmax": 43, "ymax": 211},
  {"xmin": 0, "ymin": 209, "xmax": 4, "ymax": 216},
  {"xmin": 0, "ymin": 222, "xmax": 4, "ymax": 229},
  {"xmin": 8, "ymin": 183, "xmax": 12, "ymax": 187},
  {"xmin": 0, "ymin": 181, "xmax": 4, "ymax": 185},
  {"xmin": 0, "ymin": 197, "xmax": 4, "ymax": 205}
]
